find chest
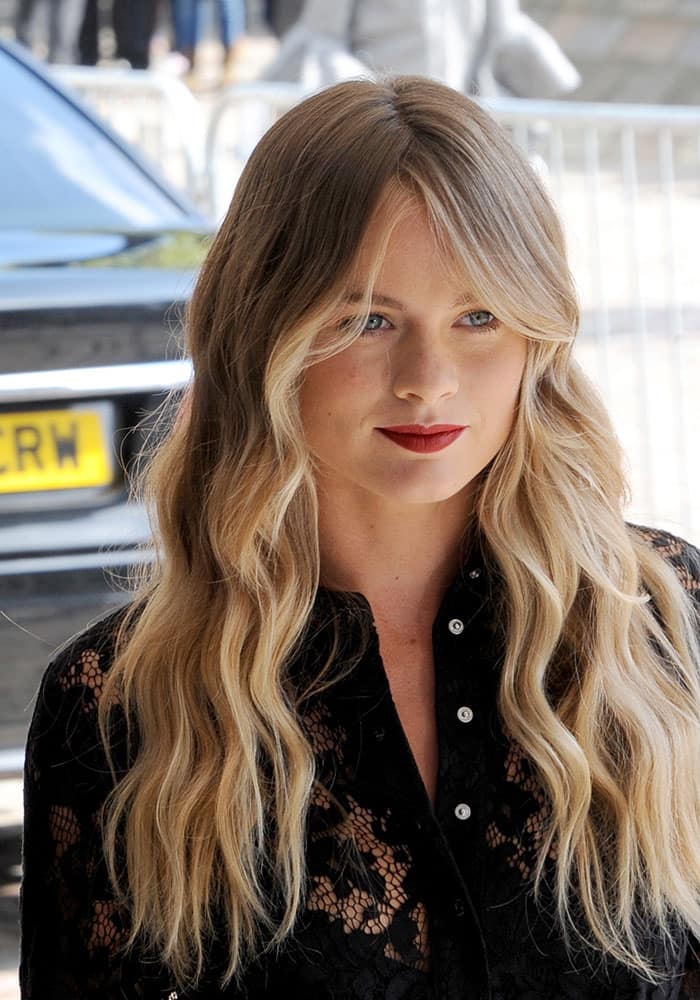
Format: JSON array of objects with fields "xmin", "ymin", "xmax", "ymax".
[{"xmin": 377, "ymin": 631, "xmax": 438, "ymax": 808}]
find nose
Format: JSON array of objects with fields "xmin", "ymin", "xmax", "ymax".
[{"xmin": 390, "ymin": 331, "xmax": 459, "ymax": 404}]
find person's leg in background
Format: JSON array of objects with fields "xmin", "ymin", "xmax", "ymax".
[
  {"xmin": 218, "ymin": 0, "xmax": 245, "ymax": 80},
  {"xmin": 14, "ymin": 0, "xmax": 39, "ymax": 49},
  {"xmin": 78, "ymin": 0, "xmax": 98, "ymax": 65},
  {"xmin": 265, "ymin": 0, "xmax": 301, "ymax": 37},
  {"xmin": 47, "ymin": 0, "xmax": 89, "ymax": 62},
  {"xmin": 112, "ymin": 0, "xmax": 158, "ymax": 67},
  {"xmin": 170, "ymin": 0, "xmax": 199, "ymax": 68}
]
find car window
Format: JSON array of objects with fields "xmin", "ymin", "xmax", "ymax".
[{"xmin": 0, "ymin": 47, "xmax": 192, "ymax": 232}]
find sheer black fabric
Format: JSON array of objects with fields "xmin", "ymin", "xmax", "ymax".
[{"xmin": 20, "ymin": 525, "xmax": 700, "ymax": 999}]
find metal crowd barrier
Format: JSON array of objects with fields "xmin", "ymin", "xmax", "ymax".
[
  {"xmin": 55, "ymin": 65, "xmax": 208, "ymax": 208},
  {"xmin": 205, "ymin": 81, "xmax": 310, "ymax": 217},
  {"xmin": 482, "ymin": 97, "xmax": 700, "ymax": 543}
]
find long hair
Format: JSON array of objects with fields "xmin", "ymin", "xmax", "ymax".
[{"xmin": 99, "ymin": 76, "xmax": 700, "ymax": 987}]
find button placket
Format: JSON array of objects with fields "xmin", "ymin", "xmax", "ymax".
[{"xmin": 440, "ymin": 575, "xmax": 483, "ymax": 837}]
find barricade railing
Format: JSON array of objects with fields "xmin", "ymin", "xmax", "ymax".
[
  {"xmin": 481, "ymin": 96, "xmax": 700, "ymax": 543},
  {"xmin": 205, "ymin": 85, "xmax": 700, "ymax": 542},
  {"xmin": 205, "ymin": 81, "xmax": 311, "ymax": 216},
  {"xmin": 55, "ymin": 65, "xmax": 208, "ymax": 208}
]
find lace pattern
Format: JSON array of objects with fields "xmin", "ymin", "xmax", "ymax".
[
  {"xmin": 57, "ymin": 647, "xmax": 104, "ymax": 709},
  {"xmin": 485, "ymin": 739, "xmax": 559, "ymax": 881},
  {"xmin": 304, "ymin": 695, "xmax": 430, "ymax": 972},
  {"xmin": 307, "ymin": 791, "xmax": 430, "ymax": 970}
]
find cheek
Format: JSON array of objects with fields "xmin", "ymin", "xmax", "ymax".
[
  {"xmin": 300, "ymin": 357, "xmax": 371, "ymax": 451},
  {"xmin": 302, "ymin": 353, "xmax": 378, "ymax": 418},
  {"xmin": 471, "ymin": 342, "xmax": 526, "ymax": 404}
]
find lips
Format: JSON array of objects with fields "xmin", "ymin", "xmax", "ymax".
[{"xmin": 376, "ymin": 424, "xmax": 466, "ymax": 454}]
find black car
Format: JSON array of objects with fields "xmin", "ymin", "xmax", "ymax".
[{"xmin": 0, "ymin": 40, "xmax": 212, "ymax": 775}]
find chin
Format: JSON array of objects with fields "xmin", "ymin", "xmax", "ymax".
[{"xmin": 377, "ymin": 477, "xmax": 475, "ymax": 506}]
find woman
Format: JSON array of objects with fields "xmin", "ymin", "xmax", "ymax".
[{"xmin": 20, "ymin": 76, "xmax": 700, "ymax": 999}]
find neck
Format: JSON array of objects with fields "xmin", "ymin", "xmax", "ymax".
[{"xmin": 316, "ymin": 483, "xmax": 474, "ymax": 627}]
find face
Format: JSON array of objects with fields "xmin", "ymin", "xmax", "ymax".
[{"xmin": 300, "ymin": 200, "xmax": 528, "ymax": 515}]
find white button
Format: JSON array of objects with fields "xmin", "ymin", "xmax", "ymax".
[
  {"xmin": 457, "ymin": 706, "xmax": 473, "ymax": 724},
  {"xmin": 468, "ymin": 568, "xmax": 481, "ymax": 579},
  {"xmin": 454, "ymin": 803, "xmax": 471, "ymax": 820},
  {"xmin": 448, "ymin": 618, "xmax": 464, "ymax": 635}
]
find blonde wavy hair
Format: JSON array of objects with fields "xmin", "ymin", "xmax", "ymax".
[{"xmin": 100, "ymin": 76, "xmax": 700, "ymax": 988}]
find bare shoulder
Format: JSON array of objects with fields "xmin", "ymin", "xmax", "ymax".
[{"xmin": 629, "ymin": 523, "xmax": 700, "ymax": 602}]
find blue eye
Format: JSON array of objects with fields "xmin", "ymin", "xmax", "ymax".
[
  {"xmin": 363, "ymin": 314, "xmax": 390, "ymax": 333},
  {"xmin": 337, "ymin": 313, "xmax": 390, "ymax": 334},
  {"xmin": 461, "ymin": 310, "xmax": 499, "ymax": 330}
]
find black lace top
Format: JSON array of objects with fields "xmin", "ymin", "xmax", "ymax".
[{"xmin": 20, "ymin": 526, "xmax": 700, "ymax": 1000}]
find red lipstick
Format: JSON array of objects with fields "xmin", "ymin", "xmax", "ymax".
[{"xmin": 376, "ymin": 424, "xmax": 466, "ymax": 453}]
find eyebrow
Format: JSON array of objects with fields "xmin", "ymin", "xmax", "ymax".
[{"xmin": 343, "ymin": 291, "xmax": 479, "ymax": 310}]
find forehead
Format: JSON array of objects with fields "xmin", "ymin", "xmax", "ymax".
[{"xmin": 348, "ymin": 191, "xmax": 470, "ymax": 291}]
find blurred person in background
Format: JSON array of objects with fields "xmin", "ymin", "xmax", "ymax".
[
  {"xmin": 15, "ymin": 0, "xmax": 87, "ymax": 63},
  {"xmin": 15, "ymin": 0, "xmax": 158, "ymax": 67},
  {"xmin": 165, "ymin": 0, "xmax": 247, "ymax": 82},
  {"xmin": 262, "ymin": 0, "xmax": 580, "ymax": 98},
  {"xmin": 244, "ymin": 0, "xmax": 301, "ymax": 37},
  {"xmin": 78, "ymin": 0, "xmax": 158, "ymax": 68}
]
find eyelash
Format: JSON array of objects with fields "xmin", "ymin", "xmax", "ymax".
[{"xmin": 348, "ymin": 310, "xmax": 501, "ymax": 336}]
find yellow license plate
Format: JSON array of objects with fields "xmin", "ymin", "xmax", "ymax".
[{"xmin": 0, "ymin": 407, "xmax": 113, "ymax": 494}]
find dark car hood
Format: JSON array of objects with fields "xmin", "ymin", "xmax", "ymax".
[{"xmin": 0, "ymin": 265, "xmax": 198, "ymax": 312}]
